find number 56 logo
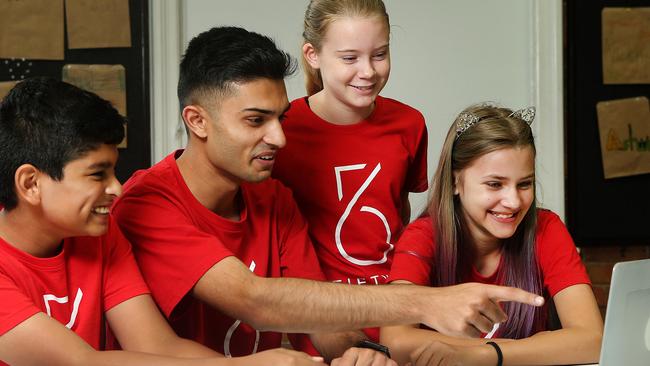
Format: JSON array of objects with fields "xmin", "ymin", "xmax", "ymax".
[{"xmin": 334, "ymin": 163, "xmax": 393, "ymax": 266}]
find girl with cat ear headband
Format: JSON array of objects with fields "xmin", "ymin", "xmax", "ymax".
[{"xmin": 382, "ymin": 103, "xmax": 602, "ymax": 366}]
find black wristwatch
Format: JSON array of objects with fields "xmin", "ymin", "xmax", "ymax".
[{"xmin": 355, "ymin": 339, "xmax": 391, "ymax": 358}]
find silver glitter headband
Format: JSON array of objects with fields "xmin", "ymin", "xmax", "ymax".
[{"xmin": 455, "ymin": 106, "xmax": 536, "ymax": 139}]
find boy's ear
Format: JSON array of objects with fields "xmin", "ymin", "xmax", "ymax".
[
  {"xmin": 182, "ymin": 104, "xmax": 209, "ymax": 139},
  {"xmin": 14, "ymin": 164, "xmax": 42, "ymax": 206},
  {"xmin": 302, "ymin": 43, "xmax": 320, "ymax": 69}
]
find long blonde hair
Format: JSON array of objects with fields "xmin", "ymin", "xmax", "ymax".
[
  {"xmin": 302, "ymin": 0, "xmax": 389, "ymax": 95},
  {"xmin": 427, "ymin": 103, "xmax": 544, "ymax": 338}
]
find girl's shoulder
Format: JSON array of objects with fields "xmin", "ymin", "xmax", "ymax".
[
  {"xmin": 282, "ymin": 97, "xmax": 317, "ymax": 128},
  {"xmin": 376, "ymin": 95, "xmax": 424, "ymax": 118},
  {"xmin": 535, "ymin": 208, "xmax": 564, "ymax": 231},
  {"xmin": 534, "ymin": 208, "xmax": 576, "ymax": 253},
  {"xmin": 372, "ymin": 96, "xmax": 426, "ymax": 133},
  {"xmin": 287, "ymin": 96, "xmax": 311, "ymax": 115},
  {"xmin": 290, "ymin": 96, "xmax": 309, "ymax": 106},
  {"xmin": 407, "ymin": 215, "xmax": 435, "ymax": 234}
]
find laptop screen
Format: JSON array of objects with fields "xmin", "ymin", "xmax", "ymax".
[{"xmin": 599, "ymin": 258, "xmax": 650, "ymax": 366}]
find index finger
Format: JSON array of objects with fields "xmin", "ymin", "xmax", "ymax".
[{"xmin": 485, "ymin": 285, "xmax": 545, "ymax": 306}]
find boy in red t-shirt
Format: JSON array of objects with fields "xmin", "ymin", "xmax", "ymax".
[{"xmin": 0, "ymin": 78, "xmax": 324, "ymax": 366}]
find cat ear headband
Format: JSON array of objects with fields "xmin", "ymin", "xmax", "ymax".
[{"xmin": 455, "ymin": 106, "xmax": 536, "ymax": 139}]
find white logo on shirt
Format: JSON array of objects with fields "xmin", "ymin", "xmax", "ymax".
[
  {"xmin": 224, "ymin": 261, "xmax": 260, "ymax": 357},
  {"xmin": 42, "ymin": 288, "xmax": 83, "ymax": 329},
  {"xmin": 334, "ymin": 163, "xmax": 393, "ymax": 266}
]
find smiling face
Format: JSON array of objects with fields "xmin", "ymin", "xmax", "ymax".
[
  {"xmin": 454, "ymin": 146, "xmax": 535, "ymax": 247},
  {"xmin": 305, "ymin": 15, "xmax": 390, "ymax": 115},
  {"xmin": 201, "ymin": 78, "xmax": 290, "ymax": 184},
  {"xmin": 39, "ymin": 143, "xmax": 121, "ymax": 238}
]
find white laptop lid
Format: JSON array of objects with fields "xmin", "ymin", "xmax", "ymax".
[{"xmin": 599, "ymin": 258, "xmax": 650, "ymax": 366}]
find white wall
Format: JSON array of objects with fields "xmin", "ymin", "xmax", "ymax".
[{"xmin": 150, "ymin": 0, "xmax": 564, "ymax": 219}]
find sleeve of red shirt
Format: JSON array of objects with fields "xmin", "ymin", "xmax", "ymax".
[
  {"xmin": 388, "ymin": 216, "xmax": 435, "ymax": 285},
  {"xmin": 405, "ymin": 115, "xmax": 428, "ymax": 193},
  {"xmin": 0, "ymin": 272, "xmax": 41, "ymax": 336},
  {"xmin": 101, "ymin": 218, "xmax": 151, "ymax": 312},
  {"xmin": 112, "ymin": 190, "xmax": 234, "ymax": 318},
  {"xmin": 535, "ymin": 210, "xmax": 591, "ymax": 297},
  {"xmin": 276, "ymin": 184, "xmax": 325, "ymax": 281}
]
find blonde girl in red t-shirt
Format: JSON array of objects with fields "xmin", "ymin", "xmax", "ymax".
[
  {"xmin": 381, "ymin": 104, "xmax": 603, "ymax": 365},
  {"xmin": 272, "ymin": 0, "xmax": 428, "ymax": 359},
  {"xmin": 277, "ymin": 0, "xmax": 428, "ymax": 285}
]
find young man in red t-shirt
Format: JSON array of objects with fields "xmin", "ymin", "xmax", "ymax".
[
  {"xmin": 0, "ymin": 78, "xmax": 323, "ymax": 366},
  {"xmin": 112, "ymin": 26, "xmax": 545, "ymax": 364}
]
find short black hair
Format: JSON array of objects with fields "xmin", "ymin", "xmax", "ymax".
[
  {"xmin": 0, "ymin": 77, "xmax": 125, "ymax": 210},
  {"xmin": 177, "ymin": 26, "xmax": 297, "ymax": 108}
]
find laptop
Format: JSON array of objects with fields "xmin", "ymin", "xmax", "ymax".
[{"xmin": 599, "ymin": 258, "xmax": 650, "ymax": 366}]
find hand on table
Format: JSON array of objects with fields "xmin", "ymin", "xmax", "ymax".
[
  {"xmin": 331, "ymin": 347, "xmax": 397, "ymax": 366},
  {"xmin": 235, "ymin": 348, "xmax": 327, "ymax": 365}
]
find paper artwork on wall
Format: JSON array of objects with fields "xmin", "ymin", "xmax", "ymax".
[
  {"xmin": 66, "ymin": 0, "xmax": 131, "ymax": 49},
  {"xmin": 0, "ymin": 0, "xmax": 64, "ymax": 60},
  {"xmin": 602, "ymin": 7, "xmax": 650, "ymax": 84},
  {"xmin": 596, "ymin": 96, "xmax": 650, "ymax": 179}
]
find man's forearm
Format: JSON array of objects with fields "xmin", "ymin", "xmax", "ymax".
[
  {"xmin": 194, "ymin": 257, "xmax": 544, "ymax": 337},
  {"xmin": 242, "ymin": 277, "xmax": 425, "ymax": 332}
]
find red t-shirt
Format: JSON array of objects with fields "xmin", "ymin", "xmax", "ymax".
[
  {"xmin": 389, "ymin": 209, "xmax": 591, "ymax": 336},
  {"xmin": 0, "ymin": 218, "xmax": 149, "ymax": 361},
  {"xmin": 273, "ymin": 95, "xmax": 427, "ymax": 348},
  {"xmin": 112, "ymin": 150, "xmax": 326, "ymax": 357},
  {"xmin": 274, "ymin": 96, "xmax": 428, "ymax": 285}
]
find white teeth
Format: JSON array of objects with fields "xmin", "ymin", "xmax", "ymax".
[
  {"xmin": 492, "ymin": 212, "xmax": 514, "ymax": 219},
  {"xmin": 93, "ymin": 207, "xmax": 109, "ymax": 214},
  {"xmin": 258, "ymin": 156, "xmax": 273, "ymax": 161}
]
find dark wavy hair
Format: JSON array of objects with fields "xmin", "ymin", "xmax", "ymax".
[{"xmin": 0, "ymin": 77, "xmax": 125, "ymax": 210}]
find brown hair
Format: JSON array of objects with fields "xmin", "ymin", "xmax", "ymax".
[
  {"xmin": 302, "ymin": 0, "xmax": 389, "ymax": 95},
  {"xmin": 427, "ymin": 103, "xmax": 544, "ymax": 338}
]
